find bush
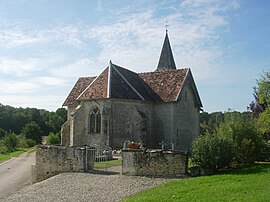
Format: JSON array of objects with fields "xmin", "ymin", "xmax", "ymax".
[
  {"xmin": 2, "ymin": 132, "xmax": 18, "ymax": 152},
  {"xmin": 16, "ymin": 134, "xmax": 28, "ymax": 148},
  {"xmin": 191, "ymin": 133, "xmax": 234, "ymax": 170},
  {"xmin": 46, "ymin": 132, "xmax": 61, "ymax": 145},
  {"xmin": 26, "ymin": 138, "xmax": 36, "ymax": 147}
]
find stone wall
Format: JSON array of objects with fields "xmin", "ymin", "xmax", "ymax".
[
  {"xmin": 32, "ymin": 145, "xmax": 95, "ymax": 182},
  {"xmin": 122, "ymin": 149, "xmax": 187, "ymax": 177}
]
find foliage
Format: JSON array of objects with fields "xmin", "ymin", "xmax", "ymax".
[
  {"xmin": 200, "ymin": 111, "xmax": 252, "ymax": 135},
  {"xmin": 248, "ymin": 71, "xmax": 270, "ymax": 117},
  {"xmin": 0, "ymin": 147, "xmax": 35, "ymax": 163},
  {"xmin": 0, "ymin": 128, "xmax": 7, "ymax": 140},
  {"xmin": 229, "ymin": 120, "xmax": 264, "ymax": 164},
  {"xmin": 2, "ymin": 132, "xmax": 18, "ymax": 152},
  {"xmin": 46, "ymin": 132, "xmax": 61, "ymax": 145},
  {"xmin": 0, "ymin": 104, "xmax": 67, "ymax": 137},
  {"xmin": 122, "ymin": 163, "xmax": 270, "ymax": 202},
  {"xmin": 191, "ymin": 133, "xmax": 234, "ymax": 170},
  {"xmin": 21, "ymin": 121, "xmax": 43, "ymax": 144},
  {"xmin": 257, "ymin": 107, "xmax": 270, "ymax": 140}
]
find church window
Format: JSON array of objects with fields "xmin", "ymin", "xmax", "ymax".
[{"xmin": 88, "ymin": 108, "xmax": 101, "ymax": 134}]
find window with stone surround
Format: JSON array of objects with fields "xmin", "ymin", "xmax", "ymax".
[{"xmin": 88, "ymin": 107, "xmax": 101, "ymax": 134}]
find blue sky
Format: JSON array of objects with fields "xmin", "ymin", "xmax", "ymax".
[{"xmin": 0, "ymin": 0, "xmax": 269, "ymax": 112}]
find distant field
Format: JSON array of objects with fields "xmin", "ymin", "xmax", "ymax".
[
  {"xmin": 0, "ymin": 147, "xmax": 35, "ymax": 164},
  {"xmin": 122, "ymin": 162, "xmax": 270, "ymax": 202}
]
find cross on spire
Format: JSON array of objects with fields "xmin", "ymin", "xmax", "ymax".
[{"xmin": 165, "ymin": 20, "xmax": 169, "ymax": 32}]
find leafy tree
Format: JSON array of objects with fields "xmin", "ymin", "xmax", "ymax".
[
  {"xmin": 2, "ymin": 132, "xmax": 18, "ymax": 152},
  {"xmin": 248, "ymin": 72, "xmax": 270, "ymax": 117},
  {"xmin": 46, "ymin": 132, "xmax": 61, "ymax": 145},
  {"xmin": 0, "ymin": 128, "xmax": 7, "ymax": 140},
  {"xmin": 21, "ymin": 122, "xmax": 43, "ymax": 144},
  {"xmin": 257, "ymin": 107, "xmax": 270, "ymax": 140},
  {"xmin": 191, "ymin": 133, "xmax": 234, "ymax": 170}
]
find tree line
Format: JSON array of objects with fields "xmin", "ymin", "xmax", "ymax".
[
  {"xmin": 0, "ymin": 104, "xmax": 67, "ymax": 153},
  {"xmin": 192, "ymin": 72, "xmax": 270, "ymax": 171}
]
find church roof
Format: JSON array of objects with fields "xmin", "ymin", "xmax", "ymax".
[
  {"xmin": 139, "ymin": 69, "xmax": 188, "ymax": 102},
  {"xmin": 63, "ymin": 76, "xmax": 96, "ymax": 106},
  {"xmin": 156, "ymin": 31, "xmax": 176, "ymax": 71},
  {"xmin": 62, "ymin": 32, "xmax": 202, "ymax": 107},
  {"xmin": 63, "ymin": 63, "xmax": 190, "ymax": 106},
  {"xmin": 75, "ymin": 62, "xmax": 162, "ymax": 102}
]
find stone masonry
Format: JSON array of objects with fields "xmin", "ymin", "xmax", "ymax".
[
  {"xmin": 122, "ymin": 149, "xmax": 188, "ymax": 177},
  {"xmin": 32, "ymin": 145, "xmax": 95, "ymax": 182}
]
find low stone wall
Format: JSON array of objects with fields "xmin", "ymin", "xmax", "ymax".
[
  {"xmin": 122, "ymin": 149, "xmax": 188, "ymax": 177},
  {"xmin": 32, "ymin": 145, "xmax": 95, "ymax": 182}
]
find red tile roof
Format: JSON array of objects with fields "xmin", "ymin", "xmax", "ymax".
[
  {"xmin": 139, "ymin": 69, "xmax": 188, "ymax": 102},
  {"xmin": 63, "ymin": 77, "xmax": 96, "ymax": 106},
  {"xmin": 63, "ymin": 64, "xmax": 189, "ymax": 106},
  {"xmin": 78, "ymin": 67, "xmax": 109, "ymax": 100}
]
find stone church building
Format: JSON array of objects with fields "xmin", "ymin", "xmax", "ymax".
[{"xmin": 61, "ymin": 31, "xmax": 203, "ymax": 151}]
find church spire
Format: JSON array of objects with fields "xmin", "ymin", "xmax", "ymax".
[{"xmin": 156, "ymin": 31, "xmax": 176, "ymax": 71}]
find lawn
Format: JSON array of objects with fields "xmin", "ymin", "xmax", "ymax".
[
  {"xmin": 94, "ymin": 159, "xmax": 121, "ymax": 169},
  {"xmin": 0, "ymin": 147, "xmax": 35, "ymax": 164},
  {"xmin": 122, "ymin": 162, "xmax": 270, "ymax": 202}
]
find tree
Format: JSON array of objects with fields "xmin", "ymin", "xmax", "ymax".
[
  {"xmin": 257, "ymin": 107, "xmax": 270, "ymax": 140},
  {"xmin": 0, "ymin": 128, "xmax": 7, "ymax": 140},
  {"xmin": 2, "ymin": 132, "xmax": 18, "ymax": 152},
  {"xmin": 248, "ymin": 72, "xmax": 270, "ymax": 117},
  {"xmin": 21, "ymin": 122, "xmax": 43, "ymax": 144},
  {"xmin": 191, "ymin": 133, "xmax": 234, "ymax": 170},
  {"xmin": 46, "ymin": 132, "xmax": 61, "ymax": 145}
]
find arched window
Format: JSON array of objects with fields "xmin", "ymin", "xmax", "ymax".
[{"xmin": 88, "ymin": 108, "xmax": 101, "ymax": 134}]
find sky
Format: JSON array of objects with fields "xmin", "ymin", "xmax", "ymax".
[{"xmin": 0, "ymin": 0, "xmax": 269, "ymax": 112}]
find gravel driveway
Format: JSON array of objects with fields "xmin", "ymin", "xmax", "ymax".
[{"xmin": 0, "ymin": 166, "xmax": 171, "ymax": 202}]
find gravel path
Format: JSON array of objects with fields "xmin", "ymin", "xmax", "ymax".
[{"xmin": 0, "ymin": 166, "xmax": 172, "ymax": 202}]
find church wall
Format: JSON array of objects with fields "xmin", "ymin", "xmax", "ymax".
[
  {"xmin": 173, "ymin": 82, "xmax": 200, "ymax": 151},
  {"xmin": 152, "ymin": 103, "xmax": 174, "ymax": 149},
  {"xmin": 70, "ymin": 104, "xmax": 87, "ymax": 146},
  {"xmin": 70, "ymin": 100, "xmax": 110, "ymax": 147},
  {"xmin": 61, "ymin": 106, "xmax": 76, "ymax": 147},
  {"xmin": 111, "ymin": 99, "xmax": 153, "ymax": 149}
]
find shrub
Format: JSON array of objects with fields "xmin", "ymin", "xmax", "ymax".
[
  {"xmin": 46, "ymin": 132, "xmax": 61, "ymax": 145},
  {"xmin": 16, "ymin": 134, "xmax": 28, "ymax": 148},
  {"xmin": 26, "ymin": 138, "xmax": 36, "ymax": 147},
  {"xmin": 191, "ymin": 134, "xmax": 234, "ymax": 170},
  {"xmin": 230, "ymin": 120, "xmax": 264, "ymax": 164},
  {"xmin": 2, "ymin": 132, "xmax": 18, "ymax": 152}
]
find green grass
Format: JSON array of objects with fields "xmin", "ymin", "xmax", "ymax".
[
  {"xmin": 94, "ymin": 159, "xmax": 121, "ymax": 169},
  {"xmin": 0, "ymin": 147, "xmax": 35, "ymax": 164},
  {"xmin": 122, "ymin": 162, "xmax": 270, "ymax": 202}
]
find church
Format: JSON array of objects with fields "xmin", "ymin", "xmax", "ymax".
[{"xmin": 61, "ymin": 31, "xmax": 203, "ymax": 151}]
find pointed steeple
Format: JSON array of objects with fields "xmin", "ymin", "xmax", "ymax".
[{"xmin": 156, "ymin": 31, "xmax": 176, "ymax": 71}]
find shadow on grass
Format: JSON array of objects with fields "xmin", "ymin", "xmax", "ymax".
[
  {"xmin": 221, "ymin": 162, "xmax": 270, "ymax": 175},
  {"xmin": 88, "ymin": 169, "xmax": 120, "ymax": 175}
]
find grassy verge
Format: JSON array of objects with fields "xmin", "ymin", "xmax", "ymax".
[
  {"xmin": 0, "ymin": 147, "xmax": 35, "ymax": 164},
  {"xmin": 94, "ymin": 159, "xmax": 121, "ymax": 169},
  {"xmin": 122, "ymin": 162, "xmax": 270, "ymax": 202}
]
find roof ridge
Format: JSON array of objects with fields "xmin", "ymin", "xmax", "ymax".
[
  {"xmin": 111, "ymin": 63, "xmax": 145, "ymax": 100},
  {"xmin": 76, "ymin": 66, "xmax": 109, "ymax": 100}
]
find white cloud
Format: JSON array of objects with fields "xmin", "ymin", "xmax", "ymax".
[
  {"xmin": 84, "ymin": 0, "xmax": 239, "ymax": 81},
  {"xmin": 0, "ymin": 94, "xmax": 65, "ymax": 111},
  {"xmin": 51, "ymin": 58, "xmax": 100, "ymax": 77},
  {"xmin": 0, "ymin": 57, "xmax": 42, "ymax": 76},
  {"xmin": 0, "ymin": 81, "xmax": 40, "ymax": 94}
]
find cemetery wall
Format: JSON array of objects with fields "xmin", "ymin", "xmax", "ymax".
[
  {"xmin": 122, "ymin": 149, "xmax": 188, "ymax": 177},
  {"xmin": 32, "ymin": 145, "xmax": 95, "ymax": 182}
]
